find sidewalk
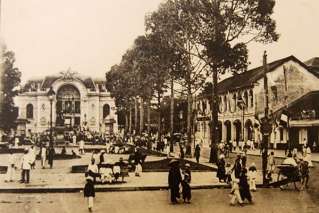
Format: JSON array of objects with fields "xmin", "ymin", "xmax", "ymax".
[{"xmin": 0, "ymin": 150, "xmax": 269, "ymax": 193}]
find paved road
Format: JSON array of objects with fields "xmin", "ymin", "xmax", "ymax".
[{"xmin": 0, "ymin": 188, "xmax": 318, "ymax": 213}]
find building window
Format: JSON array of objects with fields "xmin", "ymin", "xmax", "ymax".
[
  {"xmin": 280, "ymin": 128, "xmax": 284, "ymax": 141},
  {"xmin": 103, "ymin": 104, "xmax": 110, "ymax": 118},
  {"xmin": 271, "ymin": 86, "xmax": 278, "ymax": 102},
  {"xmin": 224, "ymin": 95, "xmax": 227, "ymax": 112},
  {"xmin": 249, "ymin": 90, "xmax": 254, "ymax": 108},
  {"xmin": 26, "ymin": 104, "xmax": 33, "ymax": 119},
  {"xmin": 233, "ymin": 93, "xmax": 237, "ymax": 111}
]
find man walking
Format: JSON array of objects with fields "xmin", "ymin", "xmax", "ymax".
[
  {"xmin": 48, "ymin": 147, "xmax": 55, "ymax": 169},
  {"xmin": 41, "ymin": 145, "xmax": 47, "ymax": 169},
  {"xmin": 20, "ymin": 149, "xmax": 32, "ymax": 183},
  {"xmin": 5, "ymin": 151, "xmax": 16, "ymax": 182},
  {"xmin": 168, "ymin": 159, "xmax": 182, "ymax": 204}
]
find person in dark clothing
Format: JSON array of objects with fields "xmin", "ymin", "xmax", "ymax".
[
  {"xmin": 182, "ymin": 163, "xmax": 192, "ymax": 203},
  {"xmin": 233, "ymin": 155, "xmax": 242, "ymax": 179},
  {"xmin": 84, "ymin": 173, "xmax": 95, "ymax": 212},
  {"xmin": 241, "ymin": 155, "xmax": 247, "ymax": 169},
  {"xmin": 168, "ymin": 159, "xmax": 182, "ymax": 204},
  {"xmin": 47, "ymin": 147, "xmax": 55, "ymax": 169},
  {"xmin": 239, "ymin": 168, "xmax": 253, "ymax": 203},
  {"xmin": 179, "ymin": 144, "xmax": 184, "ymax": 159},
  {"xmin": 194, "ymin": 144, "xmax": 201, "ymax": 163},
  {"xmin": 217, "ymin": 154, "xmax": 226, "ymax": 182}
]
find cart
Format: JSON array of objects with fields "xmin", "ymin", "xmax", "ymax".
[{"xmin": 276, "ymin": 164, "xmax": 302, "ymax": 190}]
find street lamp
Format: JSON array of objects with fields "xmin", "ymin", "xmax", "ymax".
[{"xmin": 48, "ymin": 87, "xmax": 55, "ymax": 148}]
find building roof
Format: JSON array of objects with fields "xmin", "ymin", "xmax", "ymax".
[
  {"xmin": 217, "ymin": 55, "xmax": 311, "ymax": 94},
  {"xmin": 304, "ymin": 57, "xmax": 319, "ymax": 78},
  {"xmin": 21, "ymin": 74, "xmax": 105, "ymax": 92}
]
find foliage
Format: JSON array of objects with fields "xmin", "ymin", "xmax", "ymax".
[{"xmin": 0, "ymin": 50, "xmax": 21, "ymax": 131}]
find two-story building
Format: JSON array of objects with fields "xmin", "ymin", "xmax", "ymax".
[
  {"xmin": 196, "ymin": 55, "xmax": 319, "ymax": 150},
  {"xmin": 14, "ymin": 70, "xmax": 118, "ymax": 136}
]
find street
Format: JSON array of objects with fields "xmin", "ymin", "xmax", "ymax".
[{"xmin": 0, "ymin": 188, "xmax": 318, "ymax": 213}]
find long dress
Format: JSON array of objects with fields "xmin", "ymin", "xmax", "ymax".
[
  {"xmin": 168, "ymin": 166, "xmax": 182, "ymax": 203},
  {"xmin": 239, "ymin": 175, "xmax": 252, "ymax": 202},
  {"xmin": 217, "ymin": 158, "xmax": 226, "ymax": 182}
]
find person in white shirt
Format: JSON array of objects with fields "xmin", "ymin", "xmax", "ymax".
[
  {"xmin": 20, "ymin": 149, "xmax": 32, "ymax": 183},
  {"xmin": 29, "ymin": 146, "xmax": 36, "ymax": 169},
  {"xmin": 87, "ymin": 158, "xmax": 99, "ymax": 183},
  {"xmin": 5, "ymin": 151, "xmax": 16, "ymax": 182},
  {"xmin": 41, "ymin": 145, "xmax": 47, "ymax": 169},
  {"xmin": 282, "ymin": 153, "xmax": 297, "ymax": 167},
  {"xmin": 72, "ymin": 134, "xmax": 77, "ymax": 146},
  {"xmin": 79, "ymin": 138, "xmax": 85, "ymax": 154}
]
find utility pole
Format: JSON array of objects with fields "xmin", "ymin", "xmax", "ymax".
[{"xmin": 261, "ymin": 51, "xmax": 272, "ymax": 185}]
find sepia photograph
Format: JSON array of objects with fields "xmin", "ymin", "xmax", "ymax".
[{"xmin": 0, "ymin": 0, "xmax": 318, "ymax": 212}]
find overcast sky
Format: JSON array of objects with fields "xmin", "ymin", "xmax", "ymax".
[{"xmin": 1, "ymin": 0, "xmax": 319, "ymax": 83}]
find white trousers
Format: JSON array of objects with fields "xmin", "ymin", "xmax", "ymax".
[
  {"xmin": 230, "ymin": 191, "xmax": 243, "ymax": 205},
  {"xmin": 250, "ymin": 179, "xmax": 256, "ymax": 191},
  {"xmin": 5, "ymin": 166, "xmax": 15, "ymax": 181},
  {"xmin": 87, "ymin": 197, "xmax": 94, "ymax": 208},
  {"xmin": 41, "ymin": 156, "xmax": 46, "ymax": 167}
]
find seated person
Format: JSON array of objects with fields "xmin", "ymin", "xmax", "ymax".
[
  {"xmin": 114, "ymin": 146, "xmax": 120, "ymax": 154},
  {"xmin": 282, "ymin": 153, "xmax": 297, "ymax": 167},
  {"xmin": 99, "ymin": 166, "xmax": 113, "ymax": 183},
  {"xmin": 113, "ymin": 165, "xmax": 121, "ymax": 181},
  {"xmin": 61, "ymin": 146, "xmax": 67, "ymax": 155}
]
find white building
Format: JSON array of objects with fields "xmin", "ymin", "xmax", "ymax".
[
  {"xmin": 195, "ymin": 55, "xmax": 319, "ymax": 150},
  {"xmin": 14, "ymin": 70, "xmax": 117, "ymax": 136}
]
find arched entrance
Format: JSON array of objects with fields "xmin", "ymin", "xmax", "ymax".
[
  {"xmin": 233, "ymin": 120, "xmax": 242, "ymax": 142},
  {"xmin": 56, "ymin": 84, "xmax": 81, "ymax": 127},
  {"xmin": 245, "ymin": 119, "xmax": 253, "ymax": 141},
  {"xmin": 224, "ymin": 120, "xmax": 231, "ymax": 143}
]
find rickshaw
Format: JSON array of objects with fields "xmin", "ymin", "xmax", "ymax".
[{"xmin": 276, "ymin": 164, "xmax": 302, "ymax": 190}]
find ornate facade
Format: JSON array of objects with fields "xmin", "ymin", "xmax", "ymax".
[{"xmin": 14, "ymin": 70, "xmax": 117, "ymax": 136}]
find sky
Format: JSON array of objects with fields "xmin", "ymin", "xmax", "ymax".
[{"xmin": 1, "ymin": 0, "xmax": 319, "ymax": 83}]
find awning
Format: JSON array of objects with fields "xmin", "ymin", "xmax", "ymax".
[{"xmin": 289, "ymin": 119, "xmax": 319, "ymax": 127}]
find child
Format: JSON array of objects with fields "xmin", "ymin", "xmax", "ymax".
[
  {"xmin": 225, "ymin": 163, "xmax": 232, "ymax": 184},
  {"xmin": 230, "ymin": 179, "xmax": 243, "ymax": 206},
  {"xmin": 84, "ymin": 173, "xmax": 95, "ymax": 212},
  {"xmin": 248, "ymin": 163, "xmax": 257, "ymax": 191},
  {"xmin": 182, "ymin": 163, "xmax": 191, "ymax": 203}
]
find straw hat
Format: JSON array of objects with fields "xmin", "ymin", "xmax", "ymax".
[{"xmin": 185, "ymin": 163, "xmax": 190, "ymax": 168}]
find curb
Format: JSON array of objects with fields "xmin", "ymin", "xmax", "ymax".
[{"xmin": 0, "ymin": 183, "xmax": 274, "ymax": 194}]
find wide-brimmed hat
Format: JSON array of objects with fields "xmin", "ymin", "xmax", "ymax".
[
  {"xmin": 185, "ymin": 163, "xmax": 190, "ymax": 168},
  {"xmin": 219, "ymin": 154, "xmax": 225, "ymax": 159},
  {"xmin": 169, "ymin": 159, "xmax": 179, "ymax": 165}
]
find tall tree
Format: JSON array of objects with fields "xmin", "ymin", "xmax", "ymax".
[
  {"xmin": 0, "ymin": 50, "xmax": 21, "ymax": 132},
  {"xmin": 146, "ymin": 0, "xmax": 278, "ymax": 161},
  {"xmin": 146, "ymin": 1, "xmax": 209, "ymax": 156}
]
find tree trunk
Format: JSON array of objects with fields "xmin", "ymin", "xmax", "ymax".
[
  {"xmin": 210, "ymin": 69, "xmax": 219, "ymax": 163},
  {"xmin": 147, "ymin": 98, "xmax": 151, "ymax": 149},
  {"xmin": 139, "ymin": 97, "xmax": 144, "ymax": 134},
  {"xmin": 129, "ymin": 104, "xmax": 132, "ymax": 134},
  {"xmin": 125, "ymin": 112, "xmax": 129, "ymax": 136},
  {"xmin": 186, "ymin": 85, "xmax": 192, "ymax": 157},
  {"xmin": 170, "ymin": 78, "xmax": 174, "ymax": 152},
  {"xmin": 134, "ymin": 98, "xmax": 138, "ymax": 134},
  {"xmin": 157, "ymin": 92, "xmax": 162, "ymax": 143}
]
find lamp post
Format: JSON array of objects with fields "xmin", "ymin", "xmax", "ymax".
[{"xmin": 48, "ymin": 87, "xmax": 55, "ymax": 148}]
